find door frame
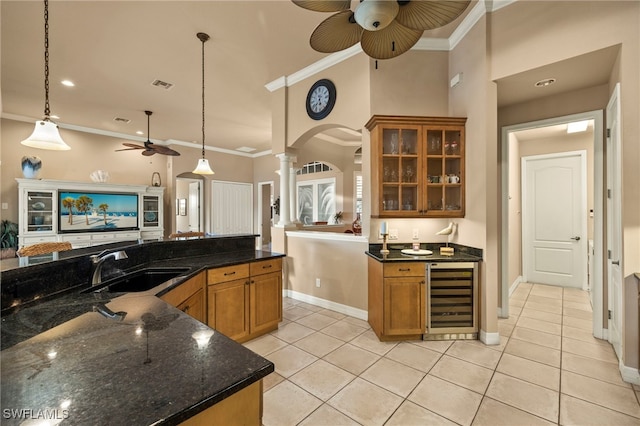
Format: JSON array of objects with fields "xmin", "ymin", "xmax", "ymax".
[
  {"xmin": 500, "ymin": 110, "xmax": 605, "ymax": 339},
  {"xmin": 257, "ymin": 180, "xmax": 274, "ymax": 250},
  {"xmin": 521, "ymin": 150, "xmax": 588, "ymax": 288}
]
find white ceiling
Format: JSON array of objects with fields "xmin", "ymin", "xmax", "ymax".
[{"xmin": 1, "ymin": 1, "xmax": 617, "ymax": 157}]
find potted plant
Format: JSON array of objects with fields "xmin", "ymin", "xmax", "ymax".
[
  {"xmin": 1, "ymin": 220, "xmax": 18, "ymax": 259},
  {"xmin": 332, "ymin": 211, "xmax": 343, "ymax": 225}
]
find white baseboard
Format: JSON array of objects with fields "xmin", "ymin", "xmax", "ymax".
[
  {"xmin": 284, "ymin": 289, "xmax": 368, "ymax": 321},
  {"xmin": 509, "ymin": 276, "xmax": 523, "ymax": 297},
  {"xmin": 480, "ymin": 330, "xmax": 501, "ymax": 345},
  {"xmin": 620, "ymin": 360, "xmax": 640, "ymax": 385}
]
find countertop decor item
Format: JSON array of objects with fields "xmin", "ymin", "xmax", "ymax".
[
  {"xmin": 151, "ymin": 171, "xmax": 161, "ymax": 187},
  {"xmin": 192, "ymin": 32, "xmax": 215, "ymax": 175},
  {"xmin": 89, "ymin": 169, "xmax": 110, "ymax": 183},
  {"xmin": 20, "ymin": 0, "xmax": 70, "ymax": 151},
  {"xmin": 21, "ymin": 156, "xmax": 42, "ymax": 179},
  {"xmin": 352, "ymin": 212, "xmax": 362, "ymax": 235}
]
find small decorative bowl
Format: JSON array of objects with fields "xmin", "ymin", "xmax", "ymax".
[{"xmin": 90, "ymin": 170, "xmax": 110, "ymax": 183}]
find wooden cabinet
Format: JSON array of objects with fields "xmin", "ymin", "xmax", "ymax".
[
  {"xmin": 368, "ymin": 257, "xmax": 425, "ymax": 341},
  {"xmin": 366, "ymin": 115, "xmax": 466, "ymax": 218},
  {"xmin": 160, "ymin": 272, "xmax": 206, "ymax": 323},
  {"xmin": 208, "ymin": 258, "xmax": 282, "ymax": 343}
]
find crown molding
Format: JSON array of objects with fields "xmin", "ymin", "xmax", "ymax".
[{"xmin": 450, "ymin": 0, "xmax": 487, "ymax": 49}]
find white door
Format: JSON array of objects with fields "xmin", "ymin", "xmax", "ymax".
[
  {"xmin": 211, "ymin": 181, "xmax": 253, "ymax": 235},
  {"xmin": 188, "ymin": 181, "xmax": 201, "ymax": 232},
  {"xmin": 522, "ymin": 151, "xmax": 587, "ymax": 287},
  {"xmin": 606, "ymin": 83, "xmax": 623, "ymax": 357}
]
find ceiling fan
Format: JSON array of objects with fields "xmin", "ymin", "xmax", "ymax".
[
  {"xmin": 292, "ymin": 0, "xmax": 471, "ymax": 59},
  {"xmin": 116, "ymin": 110, "xmax": 180, "ymax": 156}
]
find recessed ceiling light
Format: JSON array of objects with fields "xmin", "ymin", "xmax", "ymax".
[
  {"xmin": 136, "ymin": 131, "xmax": 144, "ymax": 135},
  {"xmin": 534, "ymin": 78, "xmax": 556, "ymax": 88},
  {"xmin": 567, "ymin": 120, "xmax": 590, "ymax": 133},
  {"xmin": 236, "ymin": 146, "xmax": 256, "ymax": 153},
  {"xmin": 61, "ymin": 80, "xmax": 75, "ymax": 87}
]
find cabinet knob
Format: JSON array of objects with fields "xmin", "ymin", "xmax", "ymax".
[
  {"xmin": 245, "ymin": 280, "xmax": 250, "ymax": 285},
  {"xmin": 183, "ymin": 305, "xmax": 190, "ymax": 313}
]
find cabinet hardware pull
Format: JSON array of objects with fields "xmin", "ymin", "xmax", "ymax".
[
  {"xmin": 183, "ymin": 306, "xmax": 189, "ymax": 312},
  {"xmin": 224, "ymin": 271, "xmax": 236, "ymax": 276},
  {"xmin": 263, "ymin": 264, "xmax": 272, "ymax": 269},
  {"xmin": 398, "ymin": 268, "xmax": 410, "ymax": 271}
]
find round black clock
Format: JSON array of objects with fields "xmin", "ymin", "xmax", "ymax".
[{"xmin": 306, "ymin": 79, "xmax": 336, "ymax": 120}]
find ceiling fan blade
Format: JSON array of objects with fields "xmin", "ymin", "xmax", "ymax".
[
  {"xmin": 150, "ymin": 144, "xmax": 181, "ymax": 156},
  {"xmin": 361, "ymin": 20, "xmax": 423, "ymax": 59},
  {"xmin": 395, "ymin": 0, "xmax": 471, "ymax": 31},
  {"xmin": 292, "ymin": 0, "xmax": 351, "ymax": 13},
  {"xmin": 141, "ymin": 149, "xmax": 156, "ymax": 157},
  {"xmin": 310, "ymin": 10, "xmax": 363, "ymax": 53},
  {"xmin": 115, "ymin": 147, "xmax": 144, "ymax": 152}
]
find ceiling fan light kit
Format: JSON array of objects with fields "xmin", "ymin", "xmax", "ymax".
[
  {"xmin": 294, "ymin": 0, "xmax": 470, "ymax": 60},
  {"xmin": 21, "ymin": 0, "xmax": 71, "ymax": 151},
  {"xmin": 192, "ymin": 32, "xmax": 214, "ymax": 175}
]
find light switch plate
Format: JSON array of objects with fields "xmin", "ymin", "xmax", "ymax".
[
  {"xmin": 412, "ymin": 229, "xmax": 419, "ymax": 240},
  {"xmin": 388, "ymin": 229, "xmax": 398, "ymax": 240}
]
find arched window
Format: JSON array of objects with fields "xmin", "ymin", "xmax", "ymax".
[{"xmin": 296, "ymin": 161, "xmax": 336, "ymax": 225}]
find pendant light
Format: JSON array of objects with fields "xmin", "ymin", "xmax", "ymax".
[
  {"xmin": 192, "ymin": 32, "xmax": 214, "ymax": 175},
  {"xmin": 21, "ymin": 0, "xmax": 71, "ymax": 151}
]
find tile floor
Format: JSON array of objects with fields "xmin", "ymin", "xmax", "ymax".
[{"xmin": 244, "ymin": 283, "xmax": 640, "ymax": 425}]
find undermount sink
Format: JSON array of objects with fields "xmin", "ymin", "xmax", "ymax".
[{"xmin": 89, "ymin": 267, "xmax": 191, "ymax": 293}]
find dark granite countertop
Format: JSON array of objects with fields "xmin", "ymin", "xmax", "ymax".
[
  {"xmin": 366, "ymin": 242, "xmax": 483, "ymax": 263},
  {"xmin": 1, "ymin": 236, "xmax": 281, "ymax": 425}
]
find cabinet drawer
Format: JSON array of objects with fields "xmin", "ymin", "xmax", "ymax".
[
  {"xmin": 384, "ymin": 263, "xmax": 424, "ymax": 277},
  {"xmin": 250, "ymin": 258, "xmax": 282, "ymax": 276},
  {"xmin": 208, "ymin": 264, "xmax": 250, "ymax": 284},
  {"xmin": 91, "ymin": 234, "xmax": 115, "ymax": 241}
]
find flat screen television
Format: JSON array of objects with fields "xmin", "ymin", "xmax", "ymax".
[{"xmin": 58, "ymin": 191, "xmax": 139, "ymax": 233}]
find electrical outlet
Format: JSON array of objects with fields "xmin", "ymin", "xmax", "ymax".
[
  {"xmin": 388, "ymin": 229, "xmax": 398, "ymax": 240},
  {"xmin": 315, "ymin": 278, "xmax": 321, "ymax": 288},
  {"xmin": 1, "ymin": 203, "xmax": 8, "ymax": 210},
  {"xmin": 412, "ymin": 229, "xmax": 419, "ymax": 240}
]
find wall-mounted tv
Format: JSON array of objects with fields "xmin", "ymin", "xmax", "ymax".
[{"xmin": 58, "ymin": 191, "xmax": 139, "ymax": 233}]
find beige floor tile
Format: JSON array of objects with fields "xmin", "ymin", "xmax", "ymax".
[
  {"xmin": 530, "ymin": 284, "xmax": 564, "ymax": 298},
  {"xmin": 561, "ymin": 370, "xmax": 640, "ymax": 418},
  {"xmin": 499, "ymin": 314, "xmax": 518, "ymax": 325},
  {"xmin": 563, "ymin": 300, "xmax": 593, "ymax": 312},
  {"xmin": 560, "ymin": 393, "xmax": 640, "ymax": 426},
  {"xmin": 563, "ymin": 307, "xmax": 593, "ymax": 320},
  {"xmin": 562, "ymin": 352, "xmax": 629, "ymax": 387},
  {"xmin": 298, "ymin": 404, "xmax": 361, "ymax": 426},
  {"xmin": 486, "ymin": 372, "xmax": 559, "ymax": 422},
  {"xmin": 446, "ymin": 341, "xmax": 502, "ymax": 369},
  {"xmin": 385, "ymin": 342, "xmax": 443, "ymax": 372},
  {"xmin": 386, "ymin": 400, "xmax": 458, "ymax": 426},
  {"xmin": 526, "ymin": 294, "xmax": 563, "ymax": 307},
  {"xmin": 327, "ymin": 377, "xmax": 403, "ymax": 426},
  {"xmin": 270, "ymin": 322, "xmax": 316, "ymax": 343},
  {"xmin": 323, "ymin": 343, "xmax": 381, "ymax": 376},
  {"xmin": 320, "ymin": 319, "xmax": 367, "ymax": 342},
  {"xmin": 510, "ymin": 290, "xmax": 530, "ymax": 301},
  {"xmin": 561, "ymin": 324, "xmax": 611, "ymax": 347},
  {"xmin": 498, "ymin": 321, "xmax": 515, "ymax": 337},
  {"xmin": 504, "ymin": 338, "xmax": 561, "ymax": 367},
  {"xmin": 342, "ymin": 316, "xmax": 371, "ymax": 329},
  {"xmin": 410, "ymin": 339, "xmax": 453, "ymax": 353},
  {"xmin": 509, "ymin": 298, "xmax": 525, "ymax": 308},
  {"xmin": 266, "ymin": 345, "xmax": 318, "ymax": 378},
  {"xmin": 430, "ymin": 355, "xmax": 493, "ymax": 394},
  {"xmin": 293, "ymin": 331, "xmax": 345, "ymax": 358},
  {"xmin": 562, "ymin": 337, "xmax": 619, "ymax": 364},
  {"xmin": 243, "ymin": 333, "xmax": 288, "ymax": 356},
  {"xmin": 408, "ymin": 375, "xmax": 483, "ymax": 426},
  {"xmin": 563, "ymin": 315, "xmax": 593, "ymax": 331},
  {"xmin": 349, "ymin": 329, "xmax": 398, "ymax": 355},
  {"xmin": 522, "ymin": 300, "xmax": 563, "ymax": 314},
  {"xmin": 510, "ymin": 326, "xmax": 561, "ymax": 350},
  {"xmin": 472, "ymin": 397, "xmax": 556, "ymax": 426},
  {"xmin": 465, "ymin": 336, "xmax": 508, "ymax": 352},
  {"xmin": 263, "ymin": 371, "xmax": 285, "ymax": 392},
  {"xmin": 289, "ymin": 359, "xmax": 356, "ymax": 401},
  {"xmin": 282, "ymin": 298, "xmax": 299, "ymax": 309},
  {"xmin": 563, "ymin": 291, "xmax": 591, "ymax": 303},
  {"xmin": 295, "ymin": 312, "xmax": 339, "ymax": 330},
  {"xmin": 283, "ymin": 305, "xmax": 315, "ymax": 321},
  {"xmin": 317, "ymin": 308, "xmax": 347, "ymax": 320},
  {"xmin": 295, "ymin": 301, "xmax": 325, "ymax": 312},
  {"xmin": 520, "ymin": 308, "xmax": 563, "ymax": 324},
  {"xmin": 517, "ymin": 316, "xmax": 562, "ymax": 335},
  {"xmin": 361, "ymin": 357, "xmax": 425, "ymax": 398},
  {"xmin": 263, "ymin": 380, "xmax": 323, "ymax": 426},
  {"xmin": 496, "ymin": 353, "xmax": 560, "ymax": 391}
]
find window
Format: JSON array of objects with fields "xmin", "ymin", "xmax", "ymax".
[
  {"xmin": 297, "ymin": 177, "xmax": 336, "ymax": 225},
  {"xmin": 354, "ymin": 173, "xmax": 363, "ymax": 214}
]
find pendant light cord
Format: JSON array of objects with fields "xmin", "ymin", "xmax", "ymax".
[
  {"xmin": 201, "ymin": 34, "xmax": 206, "ymax": 159},
  {"xmin": 43, "ymin": 0, "xmax": 50, "ymax": 120}
]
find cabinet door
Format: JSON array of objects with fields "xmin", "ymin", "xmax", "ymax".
[
  {"xmin": 424, "ymin": 126, "xmax": 465, "ymax": 217},
  {"xmin": 383, "ymin": 277, "xmax": 425, "ymax": 335},
  {"xmin": 22, "ymin": 189, "xmax": 56, "ymax": 236},
  {"xmin": 208, "ymin": 279, "xmax": 250, "ymax": 341},
  {"xmin": 176, "ymin": 288, "xmax": 206, "ymax": 323},
  {"xmin": 249, "ymin": 271, "xmax": 282, "ymax": 336}
]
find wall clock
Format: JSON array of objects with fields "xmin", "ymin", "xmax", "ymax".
[{"xmin": 306, "ymin": 79, "xmax": 336, "ymax": 120}]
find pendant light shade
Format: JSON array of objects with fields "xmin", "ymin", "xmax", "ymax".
[
  {"xmin": 22, "ymin": 0, "xmax": 70, "ymax": 151},
  {"xmin": 192, "ymin": 32, "xmax": 214, "ymax": 175}
]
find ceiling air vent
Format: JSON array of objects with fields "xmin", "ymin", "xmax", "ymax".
[
  {"xmin": 113, "ymin": 117, "xmax": 131, "ymax": 124},
  {"xmin": 151, "ymin": 79, "xmax": 174, "ymax": 90}
]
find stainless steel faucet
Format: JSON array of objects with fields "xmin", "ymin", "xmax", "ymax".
[{"xmin": 90, "ymin": 250, "xmax": 128, "ymax": 286}]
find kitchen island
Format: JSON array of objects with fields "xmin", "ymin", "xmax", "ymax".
[{"xmin": 1, "ymin": 235, "xmax": 282, "ymax": 425}]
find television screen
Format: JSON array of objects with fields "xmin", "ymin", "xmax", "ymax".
[{"xmin": 58, "ymin": 191, "xmax": 139, "ymax": 233}]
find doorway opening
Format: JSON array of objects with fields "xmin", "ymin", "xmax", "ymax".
[
  {"xmin": 258, "ymin": 181, "xmax": 274, "ymax": 251},
  {"xmin": 175, "ymin": 174, "xmax": 204, "ymax": 234}
]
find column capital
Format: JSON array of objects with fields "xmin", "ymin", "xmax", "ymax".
[{"xmin": 276, "ymin": 153, "xmax": 297, "ymax": 163}]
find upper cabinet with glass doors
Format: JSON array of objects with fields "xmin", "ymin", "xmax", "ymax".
[{"xmin": 366, "ymin": 115, "xmax": 466, "ymax": 218}]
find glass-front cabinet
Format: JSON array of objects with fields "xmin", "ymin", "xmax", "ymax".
[
  {"xmin": 367, "ymin": 115, "xmax": 466, "ymax": 218},
  {"xmin": 19, "ymin": 189, "xmax": 58, "ymax": 244}
]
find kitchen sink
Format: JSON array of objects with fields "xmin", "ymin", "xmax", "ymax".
[{"xmin": 88, "ymin": 267, "xmax": 191, "ymax": 293}]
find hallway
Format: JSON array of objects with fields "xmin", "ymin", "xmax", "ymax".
[{"xmin": 245, "ymin": 284, "xmax": 640, "ymax": 425}]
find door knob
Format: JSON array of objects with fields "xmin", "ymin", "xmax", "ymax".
[{"xmin": 571, "ymin": 236, "xmax": 581, "ymax": 241}]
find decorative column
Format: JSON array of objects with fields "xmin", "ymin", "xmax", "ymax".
[
  {"xmin": 289, "ymin": 166, "xmax": 300, "ymax": 223},
  {"xmin": 276, "ymin": 153, "xmax": 293, "ymax": 226}
]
